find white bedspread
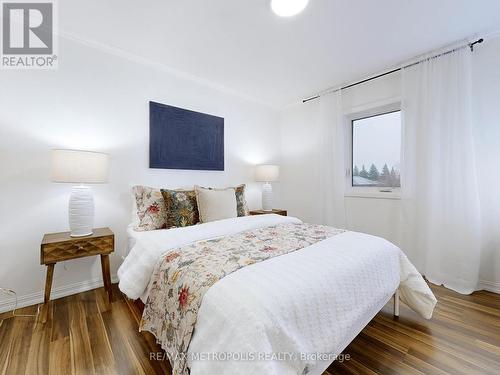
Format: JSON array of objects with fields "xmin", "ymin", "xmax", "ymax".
[{"xmin": 118, "ymin": 215, "xmax": 436, "ymax": 375}]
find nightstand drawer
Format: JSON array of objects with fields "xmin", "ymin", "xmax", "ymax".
[{"xmin": 41, "ymin": 230, "xmax": 114, "ymax": 264}]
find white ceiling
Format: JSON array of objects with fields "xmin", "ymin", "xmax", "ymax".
[{"xmin": 60, "ymin": 0, "xmax": 500, "ymax": 108}]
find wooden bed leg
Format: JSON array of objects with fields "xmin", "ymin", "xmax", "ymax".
[{"xmin": 393, "ymin": 289, "xmax": 400, "ymax": 317}]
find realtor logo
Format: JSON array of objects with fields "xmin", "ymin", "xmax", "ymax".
[{"xmin": 1, "ymin": 1, "xmax": 57, "ymax": 69}]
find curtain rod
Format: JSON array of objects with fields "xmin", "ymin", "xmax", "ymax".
[{"xmin": 302, "ymin": 38, "xmax": 483, "ymax": 103}]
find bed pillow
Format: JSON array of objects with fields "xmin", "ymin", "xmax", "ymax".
[
  {"xmin": 199, "ymin": 184, "xmax": 249, "ymax": 217},
  {"xmin": 132, "ymin": 185, "xmax": 167, "ymax": 231},
  {"xmin": 161, "ymin": 189, "xmax": 200, "ymax": 228},
  {"xmin": 235, "ymin": 184, "xmax": 250, "ymax": 217},
  {"xmin": 194, "ymin": 185, "xmax": 238, "ymax": 223}
]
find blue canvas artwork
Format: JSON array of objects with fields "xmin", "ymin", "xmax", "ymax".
[{"xmin": 149, "ymin": 101, "xmax": 224, "ymax": 171}]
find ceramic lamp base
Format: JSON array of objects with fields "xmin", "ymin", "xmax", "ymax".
[
  {"xmin": 69, "ymin": 185, "xmax": 94, "ymax": 237},
  {"xmin": 262, "ymin": 182, "xmax": 273, "ymax": 211}
]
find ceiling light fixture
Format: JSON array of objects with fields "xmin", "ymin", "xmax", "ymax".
[{"xmin": 270, "ymin": 0, "xmax": 309, "ymax": 17}]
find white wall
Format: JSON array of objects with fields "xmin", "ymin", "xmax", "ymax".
[
  {"xmin": 280, "ymin": 100, "xmax": 323, "ymax": 224},
  {"xmin": 0, "ymin": 36, "xmax": 281, "ymax": 311},
  {"xmin": 281, "ymin": 36, "xmax": 500, "ymax": 292}
]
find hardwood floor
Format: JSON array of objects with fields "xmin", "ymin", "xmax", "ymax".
[
  {"xmin": 0, "ymin": 285, "xmax": 170, "ymax": 375},
  {"xmin": 0, "ymin": 284, "xmax": 499, "ymax": 374}
]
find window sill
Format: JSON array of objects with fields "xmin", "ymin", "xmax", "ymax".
[{"xmin": 344, "ymin": 192, "xmax": 401, "ymax": 200}]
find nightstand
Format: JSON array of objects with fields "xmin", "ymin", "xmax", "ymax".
[
  {"xmin": 249, "ymin": 209, "xmax": 287, "ymax": 216},
  {"xmin": 40, "ymin": 227, "xmax": 114, "ymax": 321}
]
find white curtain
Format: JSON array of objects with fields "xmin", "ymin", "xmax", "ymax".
[
  {"xmin": 401, "ymin": 47, "xmax": 482, "ymax": 294},
  {"xmin": 317, "ymin": 91, "xmax": 346, "ymax": 228}
]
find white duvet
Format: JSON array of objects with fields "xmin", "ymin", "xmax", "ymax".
[{"xmin": 118, "ymin": 215, "xmax": 436, "ymax": 375}]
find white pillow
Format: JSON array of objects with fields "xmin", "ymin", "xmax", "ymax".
[{"xmin": 195, "ymin": 185, "xmax": 237, "ymax": 223}]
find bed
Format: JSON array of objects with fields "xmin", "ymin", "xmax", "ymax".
[{"xmin": 118, "ymin": 214, "xmax": 436, "ymax": 375}]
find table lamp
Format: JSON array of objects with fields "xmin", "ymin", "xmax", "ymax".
[
  {"xmin": 51, "ymin": 149, "xmax": 109, "ymax": 237},
  {"xmin": 255, "ymin": 164, "xmax": 279, "ymax": 211}
]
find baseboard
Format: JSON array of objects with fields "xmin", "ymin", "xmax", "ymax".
[
  {"xmin": 478, "ymin": 280, "xmax": 500, "ymax": 294},
  {"xmin": 0, "ymin": 275, "xmax": 118, "ymax": 313}
]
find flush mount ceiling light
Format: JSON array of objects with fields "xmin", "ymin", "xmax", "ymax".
[{"xmin": 270, "ymin": 0, "xmax": 309, "ymax": 17}]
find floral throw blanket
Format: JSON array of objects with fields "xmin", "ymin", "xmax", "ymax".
[{"xmin": 140, "ymin": 222, "xmax": 345, "ymax": 375}]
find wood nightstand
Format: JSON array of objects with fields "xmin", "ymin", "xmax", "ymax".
[
  {"xmin": 249, "ymin": 209, "xmax": 287, "ymax": 216},
  {"xmin": 40, "ymin": 227, "xmax": 114, "ymax": 321}
]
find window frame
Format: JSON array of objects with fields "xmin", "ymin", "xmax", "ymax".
[{"xmin": 344, "ymin": 101, "xmax": 402, "ymax": 199}]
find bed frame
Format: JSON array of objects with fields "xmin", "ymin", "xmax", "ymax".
[{"xmin": 393, "ymin": 289, "xmax": 400, "ymax": 317}]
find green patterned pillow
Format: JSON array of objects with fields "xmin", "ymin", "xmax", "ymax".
[
  {"xmin": 161, "ymin": 189, "xmax": 200, "ymax": 228},
  {"xmin": 235, "ymin": 184, "xmax": 249, "ymax": 217}
]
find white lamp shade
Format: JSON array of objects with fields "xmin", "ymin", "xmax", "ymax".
[
  {"xmin": 51, "ymin": 149, "xmax": 109, "ymax": 184},
  {"xmin": 255, "ymin": 164, "xmax": 280, "ymax": 182}
]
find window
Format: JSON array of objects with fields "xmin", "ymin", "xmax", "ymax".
[{"xmin": 350, "ymin": 110, "xmax": 401, "ymax": 191}]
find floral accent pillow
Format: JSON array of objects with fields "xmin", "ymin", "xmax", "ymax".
[
  {"xmin": 133, "ymin": 186, "xmax": 167, "ymax": 231},
  {"xmin": 235, "ymin": 184, "xmax": 249, "ymax": 217},
  {"xmin": 161, "ymin": 189, "xmax": 200, "ymax": 228}
]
